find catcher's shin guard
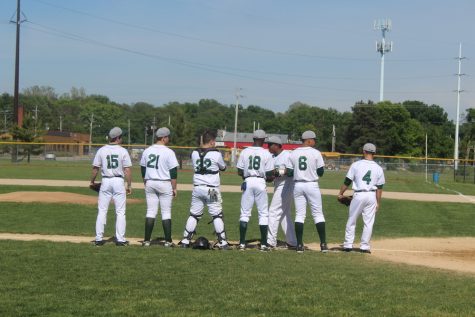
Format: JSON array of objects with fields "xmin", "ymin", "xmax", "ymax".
[
  {"xmin": 211, "ymin": 213, "xmax": 227, "ymax": 243},
  {"xmin": 183, "ymin": 213, "xmax": 202, "ymax": 241}
]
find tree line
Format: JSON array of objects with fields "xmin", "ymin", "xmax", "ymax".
[{"xmin": 0, "ymin": 85, "xmax": 473, "ymax": 158}]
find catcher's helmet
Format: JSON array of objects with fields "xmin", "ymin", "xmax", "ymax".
[{"xmin": 192, "ymin": 236, "xmax": 210, "ymax": 250}]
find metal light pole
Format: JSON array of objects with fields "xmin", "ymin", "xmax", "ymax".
[
  {"xmin": 374, "ymin": 19, "xmax": 393, "ymax": 102},
  {"xmin": 454, "ymin": 43, "xmax": 465, "ymax": 171},
  {"xmin": 232, "ymin": 88, "xmax": 243, "ymax": 165}
]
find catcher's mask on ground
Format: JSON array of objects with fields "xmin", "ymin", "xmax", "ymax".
[{"xmin": 192, "ymin": 236, "xmax": 210, "ymax": 250}]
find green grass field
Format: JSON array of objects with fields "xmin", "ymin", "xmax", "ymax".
[
  {"xmin": 1, "ymin": 160, "xmax": 474, "ymax": 195},
  {"xmin": 0, "ymin": 178, "xmax": 474, "ymax": 315}
]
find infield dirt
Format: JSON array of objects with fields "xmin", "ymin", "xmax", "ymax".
[{"xmin": 0, "ymin": 233, "xmax": 473, "ymax": 274}]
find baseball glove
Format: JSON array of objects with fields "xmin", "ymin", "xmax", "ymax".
[
  {"xmin": 337, "ymin": 195, "xmax": 353, "ymax": 206},
  {"xmin": 89, "ymin": 182, "xmax": 101, "ymax": 193}
]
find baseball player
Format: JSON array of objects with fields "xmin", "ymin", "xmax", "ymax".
[
  {"xmin": 90, "ymin": 127, "xmax": 132, "ymax": 246},
  {"xmin": 338, "ymin": 143, "xmax": 385, "ymax": 254},
  {"xmin": 140, "ymin": 127, "xmax": 179, "ymax": 247},
  {"xmin": 266, "ymin": 136, "xmax": 297, "ymax": 249},
  {"xmin": 237, "ymin": 129, "xmax": 274, "ymax": 251},
  {"xmin": 286, "ymin": 130, "xmax": 327, "ymax": 253},
  {"xmin": 179, "ymin": 129, "xmax": 229, "ymax": 250}
]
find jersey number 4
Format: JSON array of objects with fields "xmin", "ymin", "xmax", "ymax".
[
  {"xmin": 106, "ymin": 155, "xmax": 119, "ymax": 169},
  {"xmin": 248, "ymin": 155, "xmax": 261, "ymax": 170},
  {"xmin": 147, "ymin": 154, "xmax": 160, "ymax": 169},
  {"xmin": 362, "ymin": 170, "xmax": 372, "ymax": 185}
]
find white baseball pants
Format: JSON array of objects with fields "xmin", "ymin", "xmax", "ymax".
[
  {"xmin": 343, "ymin": 192, "xmax": 377, "ymax": 251},
  {"xmin": 239, "ymin": 177, "xmax": 269, "ymax": 225},
  {"xmin": 183, "ymin": 186, "xmax": 226, "ymax": 243},
  {"xmin": 267, "ymin": 181, "xmax": 297, "ymax": 247},
  {"xmin": 95, "ymin": 177, "xmax": 127, "ymax": 242},
  {"xmin": 293, "ymin": 181, "xmax": 325, "ymax": 224},
  {"xmin": 145, "ymin": 180, "xmax": 173, "ymax": 220}
]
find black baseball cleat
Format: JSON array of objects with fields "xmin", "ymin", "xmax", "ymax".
[
  {"xmin": 180, "ymin": 243, "xmax": 190, "ymax": 249},
  {"xmin": 296, "ymin": 244, "xmax": 304, "ymax": 253},
  {"xmin": 115, "ymin": 241, "xmax": 129, "ymax": 246},
  {"xmin": 320, "ymin": 243, "xmax": 329, "ymax": 253},
  {"xmin": 342, "ymin": 247, "xmax": 352, "ymax": 252},
  {"xmin": 94, "ymin": 240, "xmax": 105, "ymax": 246},
  {"xmin": 360, "ymin": 249, "xmax": 371, "ymax": 254}
]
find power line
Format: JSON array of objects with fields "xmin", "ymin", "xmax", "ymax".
[
  {"xmin": 30, "ymin": 0, "xmax": 453, "ymax": 63},
  {"xmin": 23, "ymin": 20, "xmax": 453, "ymax": 96}
]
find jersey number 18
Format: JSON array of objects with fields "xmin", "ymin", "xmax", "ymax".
[{"xmin": 248, "ymin": 155, "xmax": 261, "ymax": 170}]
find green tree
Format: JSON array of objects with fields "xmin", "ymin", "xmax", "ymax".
[{"xmin": 10, "ymin": 114, "xmax": 44, "ymax": 163}]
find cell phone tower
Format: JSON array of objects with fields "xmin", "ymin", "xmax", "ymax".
[{"xmin": 374, "ymin": 19, "xmax": 393, "ymax": 102}]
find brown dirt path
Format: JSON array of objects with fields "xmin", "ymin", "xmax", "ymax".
[
  {"xmin": 0, "ymin": 191, "xmax": 141, "ymax": 205},
  {"xmin": 0, "ymin": 178, "xmax": 474, "ymax": 204},
  {"xmin": 0, "ymin": 233, "xmax": 473, "ymax": 274}
]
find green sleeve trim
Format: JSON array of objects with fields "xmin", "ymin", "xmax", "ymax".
[
  {"xmin": 317, "ymin": 167, "xmax": 324, "ymax": 177},
  {"xmin": 344, "ymin": 177, "xmax": 352, "ymax": 186},
  {"xmin": 286, "ymin": 168, "xmax": 294, "ymax": 177},
  {"xmin": 237, "ymin": 168, "xmax": 244, "ymax": 176},
  {"xmin": 170, "ymin": 167, "xmax": 178, "ymax": 179},
  {"xmin": 376, "ymin": 184, "xmax": 384, "ymax": 189},
  {"xmin": 265, "ymin": 170, "xmax": 274, "ymax": 178},
  {"xmin": 141, "ymin": 166, "xmax": 146, "ymax": 179}
]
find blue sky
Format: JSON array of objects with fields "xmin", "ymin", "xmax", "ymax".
[{"xmin": 0, "ymin": 0, "xmax": 473, "ymax": 120}]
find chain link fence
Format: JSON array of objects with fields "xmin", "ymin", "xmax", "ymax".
[{"xmin": 1, "ymin": 142, "xmax": 474, "ymax": 184}]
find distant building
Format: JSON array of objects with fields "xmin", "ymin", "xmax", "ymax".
[
  {"xmin": 216, "ymin": 129, "xmax": 301, "ymax": 150},
  {"xmin": 43, "ymin": 130, "xmax": 90, "ymax": 156}
]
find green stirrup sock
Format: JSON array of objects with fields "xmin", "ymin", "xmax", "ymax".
[
  {"xmin": 259, "ymin": 225, "xmax": 268, "ymax": 246},
  {"xmin": 239, "ymin": 221, "xmax": 248, "ymax": 245},
  {"xmin": 144, "ymin": 217, "xmax": 155, "ymax": 242},
  {"xmin": 162, "ymin": 219, "xmax": 172, "ymax": 242},
  {"xmin": 295, "ymin": 222, "xmax": 304, "ymax": 246},
  {"xmin": 316, "ymin": 222, "xmax": 326, "ymax": 244}
]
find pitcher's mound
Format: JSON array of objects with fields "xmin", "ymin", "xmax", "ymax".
[
  {"xmin": 0, "ymin": 191, "xmax": 141, "ymax": 205},
  {"xmin": 370, "ymin": 237, "xmax": 475, "ymax": 274}
]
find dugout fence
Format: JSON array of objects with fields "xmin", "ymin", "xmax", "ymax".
[{"xmin": 0, "ymin": 141, "xmax": 474, "ymax": 184}]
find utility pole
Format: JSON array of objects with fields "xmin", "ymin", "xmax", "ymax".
[
  {"xmin": 33, "ymin": 105, "xmax": 39, "ymax": 136},
  {"xmin": 0, "ymin": 110, "xmax": 10, "ymax": 132},
  {"xmin": 12, "ymin": 0, "xmax": 23, "ymax": 126},
  {"xmin": 454, "ymin": 42, "xmax": 466, "ymax": 171},
  {"xmin": 151, "ymin": 116, "xmax": 156, "ymax": 145},
  {"xmin": 59, "ymin": 115, "xmax": 62, "ymax": 132},
  {"xmin": 374, "ymin": 19, "xmax": 393, "ymax": 102},
  {"xmin": 88, "ymin": 113, "xmax": 94, "ymax": 154},
  {"xmin": 144, "ymin": 126, "xmax": 147, "ymax": 145},
  {"xmin": 232, "ymin": 88, "xmax": 243, "ymax": 165},
  {"xmin": 127, "ymin": 119, "xmax": 131, "ymax": 145},
  {"xmin": 331, "ymin": 124, "xmax": 336, "ymax": 152}
]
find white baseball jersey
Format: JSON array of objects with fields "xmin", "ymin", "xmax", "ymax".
[
  {"xmin": 140, "ymin": 145, "xmax": 179, "ymax": 180},
  {"xmin": 93, "ymin": 144, "xmax": 132, "ymax": 177},
  {"xmin": 287, "ymin": 147, "xmax": 325, "ymax": 181},
  {"xmin": 272, "ymin": 150, "xmax": 291, "ymax": 187},
  {"xmin": 346, "ymin": 159, "xmax": 385, "ymax": 191},
  {"xmin": 237, "ymin": 146, "xmax": 274, "ymax": 178},
  {"xmin": 192, "ymin": 149, "xmax": 226, "ymax": 187}
]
